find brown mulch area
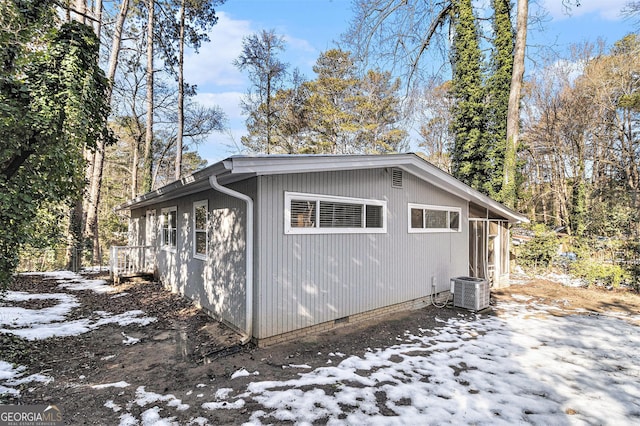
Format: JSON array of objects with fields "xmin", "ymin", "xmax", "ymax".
[{"xmin": 1, "ymin": 271, "xmax": 639, "ymax": 424}]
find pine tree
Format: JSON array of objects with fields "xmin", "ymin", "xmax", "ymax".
[
  {"xmin": 449, "ymin": 0, "xmax": 487, "ymax": 191},
  {"xmin": 304, "ymin": 49, "xmax": 360, "ymax": 154}
]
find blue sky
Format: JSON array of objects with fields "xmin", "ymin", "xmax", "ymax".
[{"xmin": 184, "ymin": 0, "xmax": 637, "ymax": 164}]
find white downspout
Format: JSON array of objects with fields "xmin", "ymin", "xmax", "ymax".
[{"xmin": 209, "ymin": 175, "xmax": 254, "ymax": 344}]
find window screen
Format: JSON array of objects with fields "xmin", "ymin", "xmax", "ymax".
[
  {"xmin": 285, "ymin": 192, "xmax": 386, "ymax": 234},
  {"xmin": 408, "ymin": 204, "xmax": 461, "ymax": 233}
]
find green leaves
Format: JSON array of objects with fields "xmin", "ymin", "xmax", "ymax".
[{"xmin": 0, "ymin": 1, "xmax": 110, "ymax": 289}]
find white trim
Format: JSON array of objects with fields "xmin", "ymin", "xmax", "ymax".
[
  {"xmin": 408, "ymin": 203, "xmax": 462, "ymax": 233},
  {"xmin": 284, "ymin": 191, "xmax": 387, "ymax": 235},
  {"xmin": 193, "ymin": 200, "xmax": 208, "ymax": 260},
  {"xmin": 160, "ymin": 206, "xmax": 178, "ymax": 252},
  {"xmin": 145, "ymin": 209, "xmax": 156, "ymax": 246}
]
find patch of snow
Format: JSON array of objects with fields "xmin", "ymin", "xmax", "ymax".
[
  {"xmin": 92, "ymin": 381, "xmax": 130, "ymax": 390},
  {"xmin": 0, "ymin": 361, "xmax": 52, "ymax": 396},
  {"xmin": 101, "ymin": 355, "xmax": 116, "ymax": 361},
  {"xmin": 214, "ymin": 388, "xmax": 233, "ymax": 400},
  {"xmin": 286, "ymin": 364, "xmax": 311, "ymax": 369},
  {"xmin": 540, "ymin": 272, "xmax": 586, "ymax": 287},
  {"xmin": 511, "ymin": 294, "xmax": 533, "ymax": 301},
  {"xmin": 238, "ymin": 299, "xmax": 640, "ymax": 425},
  {"xmin": 0, "ymin": 291, "xmax": 80, "ymax": 327},
  {"xmin": 196, "ymin": 383, "xmax": 207, "ymax": 388},
  {"xmin": 201, "ymin": 399, "xmax": 245, "ymax": 410},
  {"xmin": 118, "ymin": 413, "xmax": 138, "ymax": 426},
  {"xmin": 139, "ymin": 406, "xmax": 178, "ymax": 425},
  {"xmin": 105, "ymin": 400, "xmax": 122, "ymax": 412},
  {"xmin": 94, "ymin": 310, "xmax": 157, "ymax": 327},
  {"xmin": 134, "ymin": 386, "xmax": 189, "ymax": 411},
  {"xmin": 21, "ymin": 271, "xmax": 116, "ymax": 294},
  {"xmin": 0, "ymin": 289, "xmax": 156, "ymax": 341},
  {"xmin": 186, "ymin": 417, "xmax": 209, "ymax": 425},
  {"xmin": 230, "ymin": 368, "xmax": 259, "ymax": 379},
  {"xmin": 58, "ymin": 279, "xmax": 115, "ymax": 294},
  {"xmin": 121, "ymin": 332, "xmax": 140, "ymax": 346}
]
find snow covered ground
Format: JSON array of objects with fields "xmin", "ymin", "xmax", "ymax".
[{"xmin": 1, "ymin": 272, "xmax": 639, "ymax": 425}]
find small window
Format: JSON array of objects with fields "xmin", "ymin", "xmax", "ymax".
[
  {"xmin": 408, "ymin": 203, "xmax": 461, "ymax": 233},
  {"xmin": 193, "ymin": 200, "xmax": 208, "ymax": 259},
  {"xmin": 161, "ymin": 207, "xmax": 178, "ymax": 249},
  {"xmin": 285, "ymin": 192, "xmax": 387, "ymax": 234}
]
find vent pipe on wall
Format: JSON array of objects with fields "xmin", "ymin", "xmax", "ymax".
[{"xmin": 209, "ymin": 175, "xmax": 254, "ymax": 343}]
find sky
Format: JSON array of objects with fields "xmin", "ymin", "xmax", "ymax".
[{"xmin": 184, "ymin": 0, "xmax": 638, "ymax": 165}]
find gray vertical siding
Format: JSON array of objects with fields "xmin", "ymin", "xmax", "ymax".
[
  {"xmin": 255, "ymin": 168, "xmax": 468, "ymax": 339},
  {"xmin": 130, "ymin": 179, "xmax": 254, "ymax": 333}
]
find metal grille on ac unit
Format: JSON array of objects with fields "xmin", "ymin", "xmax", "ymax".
[{"xmin": 451, "ymin": 277, "xmax": 489, "ymax": 311}]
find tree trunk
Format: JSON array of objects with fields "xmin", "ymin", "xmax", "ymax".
[
  {"xmin": 175, "ymin": 0, "xmax": 186, "ymax": 180},
  {"xmin": 131, "ymin": 137, "xmax": 140, "ymax": 198},
  {"xmin": 94, "ymin": 0, "xmax": 103, "ymax": 38},
  {"xmin": 502, "ymin": 0, "xmax": 528, "ymax": 208},
  {"xmin": 84, "ymin": 0, "xmax": 130, "ymax": 263},
  {"xmin": 143, "ymin": 0, "xmax": 155, "ymax": 193}
]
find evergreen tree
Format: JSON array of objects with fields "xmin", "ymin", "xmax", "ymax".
[
  {"xmin": 304, "ymin": 49, "xmax": 360, "ymax": 154},
  {"xmin": 485, "ymin": 0, "xmax": 513, "ymax": 198},
  {"xmin": 353, "ymin": 70, "xmax": 408, "ymax": 153},
  {"xmin": 449, "ymin": 0, "xmax": 487, "ymax": 191}
]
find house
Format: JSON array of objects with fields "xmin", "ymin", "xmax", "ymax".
[{"xmin": 114, "ymin": 153, "xmax": 528, "ymax": 346}]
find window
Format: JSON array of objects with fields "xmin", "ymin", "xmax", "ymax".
[
  {"xmin": 161, "ymin": 207, "xmax": 177, "ymax": 249},
  {"xmin": 193, "ymin": 200, "xmax": 208, "ymax": 259},
  {"xmin": 285, "ymin": 192, "xmax": 386, "ymax": 234},
  {"xmin": 408, "ymin": 203, "xmax": 461, "ymax": 233}
]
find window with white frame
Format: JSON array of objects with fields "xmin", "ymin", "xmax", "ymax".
[
  {"xmin": 408, "ymin": 203, "xmax": 461, "ymax": 233},
  {"xmin": 285, "ymin": 191, "xmax": 387, "ymax": 234},
  {"xmin": 161, "ymin": 206, "xmax": 177, "ymax": 249},
  {"xmin": 193, "ymin": 200, "xmax": 208, "ymax": 259}
]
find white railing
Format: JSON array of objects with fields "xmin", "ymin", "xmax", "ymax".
[{"xmin": 110, "ymin": 245, "xmax": 155, "ymax": 283}]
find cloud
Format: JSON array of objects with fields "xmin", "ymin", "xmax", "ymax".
[
  {"xmin": 184, "ymin": 11, "xmax": 252, "ymax": 89},
  {"xmin": 194, "ymin": 91, "xmax": 244, "ymax": 121},
  {"xmin": 542, "ymin": 0, "xmax": 628, "ymax": 21}
]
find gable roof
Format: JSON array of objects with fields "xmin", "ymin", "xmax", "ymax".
[{"xmin": 117, "ymin": 153, "xmax": 528, "ymax": 223}]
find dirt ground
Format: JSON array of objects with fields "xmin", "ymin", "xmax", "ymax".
[{"xmin": 1, "ymin": 272, "xmax": 639, "ymax": 424}]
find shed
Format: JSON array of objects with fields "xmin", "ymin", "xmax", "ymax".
[{"xmin": 114, "ymin": 153, "xmax": 528, "ymax": 346}]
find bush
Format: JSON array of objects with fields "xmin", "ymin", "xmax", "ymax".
[
  {"xmin": 569, "ymin": 258, "xmax": 629, "ymax": 288},
  {"xmin": 517, "ymin": 224, "xmax": 559, "ymax": 270}
]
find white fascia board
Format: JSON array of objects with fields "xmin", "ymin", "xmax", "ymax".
[
  {"xmin": 226, "ymin": 154, "xmax": 527, "ymax": 223},
  {"xmin": 225, "ymin": 154, "xmax": 413, "ymax": 176},
  {"xmin": 399, "ymin": 158, "xmax": 528, "ymax": 223},
  {"xmin": 115, "ymin": 162, "xmax": 229, "ymax": 211}
]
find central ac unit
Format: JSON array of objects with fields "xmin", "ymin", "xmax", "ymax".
[{"xmin": 451, "ymin": 276, "xmax": 489, "ymax": 311}]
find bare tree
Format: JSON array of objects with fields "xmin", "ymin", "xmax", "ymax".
[
  {"xmin": 502, "ymin": 0, "xmax": 528, "ymax": 208},
  {"xmin": 234, "ymin": 29, "xmax": 288, "ymax": 154},
  {"xmin": 142, "ymin": 0, "xmax": 155, "ymax": 193},
  {"xmin": 84, "ymin": 0, "xmax": 130, "ymax": 262}
]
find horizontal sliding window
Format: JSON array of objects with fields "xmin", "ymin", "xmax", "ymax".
[
  {"xmin": 285, "ymin": 192, "xmax": 386, "ymax": 234},
  {"xmin": 408, "ymin": 203, "xmax": 461, "ymax": 233}
]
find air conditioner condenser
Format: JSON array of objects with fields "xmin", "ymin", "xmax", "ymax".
[{"xmin": 450, "ymin": 276, "xmax": 490, "ymax": 311}]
